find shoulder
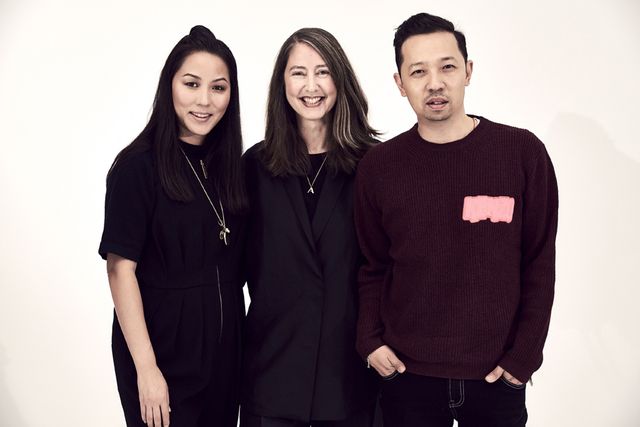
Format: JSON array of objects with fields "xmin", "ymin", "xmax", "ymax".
[
  {"xmin": 107, "ymin": 149, "xmax": 155, "ymax": 187},
  {"xmin": 358, "ymin": 127, "xmax": 415, "ymax": 174},
  {"xmin": 481, "ymin": 117, "xmax": 546, "ymax": 154}
]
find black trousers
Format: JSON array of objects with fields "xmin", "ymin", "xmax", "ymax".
[
  {"xmin": 239, "ymin": 404, "xmax": 378, "ymax": 427},
  {"xmin": 380, "ymin": 372, "xmax": 527, "ymax": 427}
]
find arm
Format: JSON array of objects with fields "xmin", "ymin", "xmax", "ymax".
[
  {"xmin": 107, "ymin": 254, "xmax": 170, "ymax": 427},
  {"xmin": 353, "ymin": 160, "xmax": 405, "ymax": 376},
  {"xmin": 496, "ymin": 141, "xmax": 559, "ymax": 383}
]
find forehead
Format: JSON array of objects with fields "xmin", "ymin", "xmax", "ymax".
[
  {"xmin": 286, "ymin": 42, "xmax": 326, "ymax": 66},
  {"xmin": 401, "ymin": 32, "xmax": 463, "ymax": 65},
  {"xmin": 177, "ymin": 51, "xmax": 229, "ymax": 78}
]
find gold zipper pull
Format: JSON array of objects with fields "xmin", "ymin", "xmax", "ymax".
[{"xmin": 200, "ymin": 159, "xmax": 208, "ymax": 179}]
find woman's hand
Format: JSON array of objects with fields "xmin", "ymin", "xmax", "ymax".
[{"xmin": 137, "ymin": 364, "xmax": 171, "ymax": 427}]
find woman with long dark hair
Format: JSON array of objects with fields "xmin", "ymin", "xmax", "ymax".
[
  {"xmin": 242, "ymin": 28, "xmax": 380, "ymax": 426},
  {"xmin": 99, "ymin": 26, "xmax": 246, "ymax": 427}
]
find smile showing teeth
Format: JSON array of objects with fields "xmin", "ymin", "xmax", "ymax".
[
  {"xmin": 190, "ymin": 112, "xmax": 212, "ymax": 120},
  {"xmin": 301, "ymin": 96, "xmax": 323, "ymax": 107}
]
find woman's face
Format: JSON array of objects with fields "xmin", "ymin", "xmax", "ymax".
[
  {"xmin": 172, "ymin": 51, "xmax": 231, "ymax": 145},
  {"xmin": 284, "ymin": 43, "xmax": 337, "ymax": 125}
]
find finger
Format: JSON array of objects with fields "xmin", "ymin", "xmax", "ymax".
[
  {"xmin": 141, "ymin": 402, "xmax": 146, "ymax": 423},
  {"xmin": 387, "ymin": 354, "xmax": 406, "ymax": 373},
  {"xmin": 154, "ymin": 405, "xmax": 162, "ymax": 427},
  {"xmin": 484, "ymin": 365, "xmax": 504, "ymax": 383},
  {"xmin": 161, "ymin": 402, "xmax": 171, "ymax": 427}
]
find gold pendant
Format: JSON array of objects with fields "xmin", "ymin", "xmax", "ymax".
[{"xmin": 219, "ymin": 226, "xmax": 230, "ymax": 246}]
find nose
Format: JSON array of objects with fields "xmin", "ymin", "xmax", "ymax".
[
  {"xmin": 305, "ymin": 74, "xmax": 319, "ymax": 92},
  {"xmin": 197, "ymin": 87, "xmax": 210, "ymax": 106},
  {"xmin": 426, "ymin": 71, "xmax": 445, "ymax": 92}
]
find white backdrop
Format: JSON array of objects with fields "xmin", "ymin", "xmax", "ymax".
[{"xmin": 1, "ymin": 0, "xmax": 639, "ymax": 425}]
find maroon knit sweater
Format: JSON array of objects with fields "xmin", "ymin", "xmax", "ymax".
[{"xmin": 354, "ymin": 117, "xmax": 558, "ymax": 382}]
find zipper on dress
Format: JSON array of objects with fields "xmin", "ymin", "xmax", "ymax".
[{"xmin": 216, "ymin": 265, "xmax": 223, "ymax": 343}]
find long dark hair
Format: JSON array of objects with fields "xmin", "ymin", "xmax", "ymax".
[
  {"xmin": 109, "ymin": 25, "xmax": 247, "ymax": 213},
  {"xmin": 261, "ymin": 27, "xmax": 379, "ymax": 177}
]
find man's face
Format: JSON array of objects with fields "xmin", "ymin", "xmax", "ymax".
[{"xmin": 394, "ymin": 32, "xmax": 472, "ymax": 125}]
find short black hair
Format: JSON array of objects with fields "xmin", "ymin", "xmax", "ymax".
[{"xmin": 393, "ymin": 13, "xmax": 468, "ymax": 71}]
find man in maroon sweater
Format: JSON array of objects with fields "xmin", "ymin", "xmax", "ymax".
[{"xmin": 354, "ymin": 12, "xmax": 558, "ymax": 426}]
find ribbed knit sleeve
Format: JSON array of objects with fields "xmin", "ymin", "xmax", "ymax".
[
  {"xmin": 498, "ymin": 138, "xmax": 558, "ymax": 382},
  {"xmin": 353, "ymin": 156, "xmax": 390, "ymax": 360}
]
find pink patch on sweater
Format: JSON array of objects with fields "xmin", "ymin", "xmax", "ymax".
[{"xmin": 462, "ymin": 196, "xmax": 515, "ymax": 224}]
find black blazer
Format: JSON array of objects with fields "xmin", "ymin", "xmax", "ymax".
[{"xmin": 241, "ymin": 143, "xmax": 378, "ymax": 421}]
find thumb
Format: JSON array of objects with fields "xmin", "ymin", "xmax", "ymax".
[
  {"xmin": 485, "ymin": 365, "xmax": 504, "ymax": 383},
  {"xmin": 388, "ymin": 354, "xmax": 406, "ymax": 373}
]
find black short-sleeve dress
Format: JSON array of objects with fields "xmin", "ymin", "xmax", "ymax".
[{"xmin": 99, "ymin": 141, "xmax": 244, "ymax": 427}]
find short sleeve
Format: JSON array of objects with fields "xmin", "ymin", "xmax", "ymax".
[{"xmin": 98, "ymin": 152, "xmax": 155, "ymax": 262}]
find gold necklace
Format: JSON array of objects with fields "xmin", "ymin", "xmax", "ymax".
[
  {"xmin": 305, "ymin": 154, "xmax": 328, "ymax": 194},
  {"xmin": 180, "ymin": 148, "xmax": 230, "ymax": 245}
]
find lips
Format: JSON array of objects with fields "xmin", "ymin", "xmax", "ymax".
[
  {"xmin": 300, "ymin": 96, "xmax": 324, "ymax": 107},
  {"xmin": 190, "ymin": 112, "xmax": 212, "ymax": 121},
  {"xmin": 426, "ymin": 97, "xmax": 448, "ymax": 111}
]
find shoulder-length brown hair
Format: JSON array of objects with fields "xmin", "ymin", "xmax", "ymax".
[{"xmin": 260, "ymin": 27, "xmax": 379, "ymax": 177}]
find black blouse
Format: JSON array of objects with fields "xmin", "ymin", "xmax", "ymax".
[{"xmin": 99, "ymin": 141, "xmax": 241, "ymax": 288}]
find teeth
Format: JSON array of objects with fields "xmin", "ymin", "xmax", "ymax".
[
  {"xmin": 191, "ymin": 112, "xmax": 211, "ymax": 118},
  {"xmin": 302, "ymin": 96, "xmax": 322, "ymax": 105}
]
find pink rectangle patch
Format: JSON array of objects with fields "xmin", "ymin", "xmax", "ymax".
[{"xmin": 462, "ymin": 196, "xmax": 515, "ymax": 224}]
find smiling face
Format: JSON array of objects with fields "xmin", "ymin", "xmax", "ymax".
[
  {"xmin": 394, "ymin": 32, "xmax": 472, "ymax": 126},
  {"xmin": 172, "ymin": 51, "xmax": 231, "ymax": 145},
  {"xmin": 284, "ymin": 42, "xmax": 337, "ymax": 125}
]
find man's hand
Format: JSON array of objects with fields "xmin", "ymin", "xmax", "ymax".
[
  {"xmin": 484, "ymin": 365, "xmax": 523, "ymax": 386},
  {"xmin": 367, "ymin": 345, "xmax": 406, "ymax": 378}
]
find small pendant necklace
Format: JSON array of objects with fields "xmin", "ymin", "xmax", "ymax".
[
  {"xmin": 180, "ymin": 148, "xmax": 230, "ymax": 245},
  {"xmin": 305, "ymin": 154, "xmax": 328, "ymax": 194}
]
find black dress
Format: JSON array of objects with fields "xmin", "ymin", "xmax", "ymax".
[
  {"xmin": 99, "ymin": 141, "xmax": 244, "ymax": 427},
  {"xmin": 241, "ymin": 143, "xmax": 379, "ymax": 424}
]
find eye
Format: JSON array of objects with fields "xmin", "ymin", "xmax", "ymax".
[
  {"xmin": 291, "ymin": 70, "xmax": 306, "ymax": 77},
  {"xmin": 212, "ymin": 85, "xmax": 227, "ymax": 92},
  {"xmin": 184, "ymin": 81, "xmax": 199, "ymax": 88},
  {"xmin": 410, "ymin": 69, "xmax": 425, "ymax": 76},
  {"xmin": 317, "ymin": 68, "xmax": 331, "ymax": 77},
  {"xmin": 443, "ymin": 64, "xmax": 456, "ymax": 71}
]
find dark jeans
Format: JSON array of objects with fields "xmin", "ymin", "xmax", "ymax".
[
  {"xmin": 240, "ymin": 404, "xmax": 377, "ymax": 427},
  {"xmin": 381, "ymin": 372, "xmax": 527, "ymax": 427}
]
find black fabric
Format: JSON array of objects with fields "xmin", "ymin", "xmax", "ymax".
[
  {"xmin": 299, "ymin": 153, "xmax": 328, "ymax": 220},
  {"xmin": 240, "ymin": 403, "xmax": 376, "ymax": 427},
  {"xmin": 99, "ymin": 142, "xmax": 245, "ymax": 426},
  {"xmin": 242, "ymin": 143, "xmax": 379, "ymax": 422}
]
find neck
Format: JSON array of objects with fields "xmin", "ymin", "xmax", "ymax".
[
  {"xmin": 298, "ymin": 118, "xmax": 328, "ymax": 154},
  {"xmin": 417, "ymin": 113, "xmax": 475, "ymax": 144}
]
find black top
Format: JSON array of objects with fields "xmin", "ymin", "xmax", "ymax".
[
  {"xmin": 99, "ymin": 141, "xmax": 242, "ymax": 287},
  {"xmin": 299, "ymin": 153, "xmax": 328, "ymax": 220}
]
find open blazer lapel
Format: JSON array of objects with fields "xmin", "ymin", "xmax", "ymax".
[
  {"xmin": 311, "ymin": 171, "xmax": 347, "ymax": 243},
  {"xmin": 282, "ymin": 176, "xmax": 316, "ymax": 251}
]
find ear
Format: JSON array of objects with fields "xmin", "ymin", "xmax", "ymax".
[
  {"xmin": 464, "ymin": 60, "xmax": 474, "ymax": 86},
  {"xmin": 394, "ymin": 72, "xmax": 407, "ymax": 97}
]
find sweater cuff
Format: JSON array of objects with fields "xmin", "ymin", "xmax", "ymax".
[
  {"xmin": 356, "ymin": 336, "xmax": 386, "ymax": 363},
  {"xmin": 498, "ymin": 352, "xmax": 542, "ymax": 383}
]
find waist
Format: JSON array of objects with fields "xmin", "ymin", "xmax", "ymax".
[{"xmin": 137, "ymin": 265, "xmax": 237, "ymax": 289}]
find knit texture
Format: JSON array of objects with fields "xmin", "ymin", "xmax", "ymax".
[{"xmin": 354, "ymin": 117, "xmax": 558, "ymax": 382}]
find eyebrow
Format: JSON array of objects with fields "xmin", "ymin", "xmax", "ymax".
[
  {"xmin": 408, "ymin": 57, "xmax": 459, "ymax": 68},
  {"xmin": 288, "ymin": 64, "xmax": 328, "ymax": 71},
  {"xmin": 182, "ymin": 73, "xmax": 228, "ymax": 83}
]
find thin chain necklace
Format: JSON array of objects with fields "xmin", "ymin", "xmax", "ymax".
[
  {"xmin": 180, "ymin": 148, "xmax": 230, "ymax": 245},
  {"xmin": 305, "ymin": 154, "xmax": 328, "ymax": 194}
]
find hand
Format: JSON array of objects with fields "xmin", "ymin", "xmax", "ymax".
[
  {"xmin": 484, "ymin": 365, "xmax": 523, "ymax": 386},
  {"xmin": 137, "ymin": 365, "xmax": 171, "ymax": 427},
  {"xmin": 367, "ymin": 345, "xmax": 406, "ymax": 378}
]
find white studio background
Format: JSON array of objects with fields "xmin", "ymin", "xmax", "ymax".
[{"xmin": 0, "ymin": 0, "xmax": 639, "ymax": 425}]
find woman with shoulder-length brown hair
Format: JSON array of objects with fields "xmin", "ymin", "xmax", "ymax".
[{"xmin": 241, "ymin": 27, "xmax": 380, "ymax": 427}]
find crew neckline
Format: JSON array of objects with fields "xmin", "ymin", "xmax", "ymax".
[{"xmin": 409, "ymin": 115, "xmax": 488, "ymax": 152}]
